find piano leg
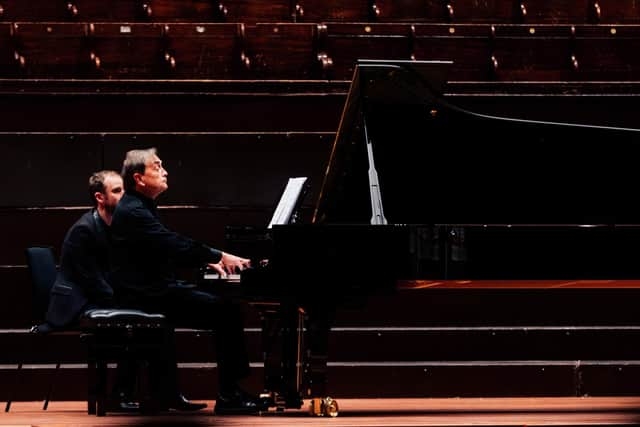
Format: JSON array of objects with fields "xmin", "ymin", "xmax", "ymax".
[
  {"xmin": 303, "ymin": 305, "xmax": 329, "ymax": 398},
  {"xmin": 280, "ymin": 303, "xmax": 304, "ymax": 409},
  {"xmin": 258, "ymin": 300, "xmax": 337, "ymax": 415},
  {"xmin": 259, "ymin": 306, "xmax": 281, "ymax": 406},
  {"xmin": 303, "ymin": 303, "xmax": 339, "ymax": 416},
  {"xmin": 259, "ymin": 302, "xmax": 304, "ymax": 411}
]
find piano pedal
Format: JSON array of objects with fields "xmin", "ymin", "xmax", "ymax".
[
  {"xmin": 269, "ymin": 392, "xmax": 286, "ymax": 412},
  {"xmin": 308, "ymin": 397, "xmax": 339, "ymax": 417},
  {"xmin": 257, "ymin": 391, "xmax": 276, "ymax": 413}
]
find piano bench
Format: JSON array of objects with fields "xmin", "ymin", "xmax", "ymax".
[{"xmin": 79, "ymin": 309, "xmax": 167, "ymax": 417}]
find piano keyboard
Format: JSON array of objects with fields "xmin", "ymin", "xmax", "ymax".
[{"xmin": 203, "ymin": 273, "xmax": 241, "ymax": 282}]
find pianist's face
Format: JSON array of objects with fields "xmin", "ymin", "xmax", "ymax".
[{"xmin": 138, "ymin": 154, "xmax": 169, "ymax": 199}]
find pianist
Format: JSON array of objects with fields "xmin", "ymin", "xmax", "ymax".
[{"xmin": 110, "ymin": 148, "xmax": 265, "ymax": 415}]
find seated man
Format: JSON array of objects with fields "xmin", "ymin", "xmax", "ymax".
[
  {"xmin": 110, "ymin": 148, "xmax": 265, "ymax": 415},
  {"xmin": 45, "ymin": 170, "xmax": 137, "ymax": 411}
]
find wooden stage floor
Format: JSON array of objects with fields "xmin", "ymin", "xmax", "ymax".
[{"xmin": 3, "ymin": 397, "xmax": 640, "ymax": 426}]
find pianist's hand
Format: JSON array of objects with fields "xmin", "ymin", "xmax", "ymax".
[{"xmin": 208, "ymin": 252, "xmax": 251, "ymax": 278}]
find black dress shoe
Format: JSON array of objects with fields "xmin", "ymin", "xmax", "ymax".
[
  {"xmin": 214, "ymin": 389, "xmax": 268, "ymax": 415},
  {"xmin": 161, "ymin": 394, "xmax": 207, "ymax": 411},
  {"xmin": 114, "ymin": 399, "xmax": 140, "ymax": 412},
  {"xmin": 110, "ymin": 391, "xmax": 140, "ymax": 412}
]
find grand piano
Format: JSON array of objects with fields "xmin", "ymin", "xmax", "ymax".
[{"xmin": 206, "ymin": 60, "xmax": 640, "ymax": 415}]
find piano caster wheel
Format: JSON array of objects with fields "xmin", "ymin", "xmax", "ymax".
[{"xmin": 308, "ymin": 397, "xmax": 339, "ymax": 417}]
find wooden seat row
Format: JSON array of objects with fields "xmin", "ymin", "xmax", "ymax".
[
  {"xmin": 1, "ymin": 22, "xmax": 322, "ymax": 78},
  {"xmin": 1, "ymin": 0, "xmax": 639, "ymax": 24},
  {"xmin": 2, "ymin": 22, "xmax": 640, "ymax": 80}
]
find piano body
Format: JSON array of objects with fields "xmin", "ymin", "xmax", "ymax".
[
  {"xmin": 207, "ymin": 60, "xmax": 640, "ymax": 415},
  {"xmin": 274, "ymin": 59, "xmax": 640, "ymax": 287}
]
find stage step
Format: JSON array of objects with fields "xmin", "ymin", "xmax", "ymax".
[
  {"xmin": 2, "ymin": 359, "xmax": 640, "ymax": 401},
  {"xmin": 1, "ymin": 326, "xmax": 640, "ymax": 364},
  {"xmin": 2, "ymin": 324, "xmax": 640, "ymax": 401}
]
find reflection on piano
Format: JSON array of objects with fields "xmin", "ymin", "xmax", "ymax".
[{"xmin": 202, "ymin": 60, "xmax": 640, "ymax": 415}]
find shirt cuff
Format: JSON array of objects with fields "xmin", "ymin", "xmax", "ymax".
[{"xmin": 207, "ymin": 246, "xmax": 223, "ymax": 264}]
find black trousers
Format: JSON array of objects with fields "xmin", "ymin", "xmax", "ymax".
[{"xmin": 120, "ymin": 286, "xmax": 251, "ymax": 398}]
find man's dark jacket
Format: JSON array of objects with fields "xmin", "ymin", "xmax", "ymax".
[
  {"xmin": 46, "ymin": 209, "xmax": 115, "ymax": 328},
  {"xmin": 110, "ymin": 191, "xmax": 222, "ymax": 299}
]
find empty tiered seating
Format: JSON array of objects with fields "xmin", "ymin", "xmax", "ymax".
[
  {"xmin": 490, "ymin": 25, "xmax": 575, "ymax": 80},
  {"xmin": 216, "ymin": 0, "xmax": 292, "ymax": 23},
  {"xmin": 0, "ymin": 0, "xmax": 72, "ymax": 21},
  {"xmin": 4, "ymin": 23, "xmax": 241, "ymax": 78},
  {"xmin": 412, "ymin": 24, "xmax": 492, "ymax": 80},
  {"xmin": 573, "ymin": 25, "xmax": 640, "ymax": 80},
  {"xmin": 0, "ymin": 0, "xmax": 172, "ymax": 22},
  {"xmin": 88, "ymin": 23, "xmax": 167, "ymax": 78},
  {"xmin": 70, "ymin": 0, "xmax": 152, "ymax": 22},
  {"xmin": 4, "ymin": 23, "xmax": 168, "ymax": 78},
  {"xmin": 320, "ymin": 23, "xmax": 413, "ymax": 80},
  {"xmin": 3, "ymin": 0, "xmax": 640, "ymax": 23},
  {"xmin": 5, "ymin": 23, "xmax": 640, "ymax": 81},
  {"xmin": 10, "ymin": 23, "xmax": 91, "ymax": 77},
  {"xmin": 596, "ymin": 0, "xmax": 640, "ymax": 23},
  {"xmin": 245, "ymin": 23, "xmax": 319, "ymax": 79},
  {"xmin": 0, "ymin": 22, "xmax": 13, "ymax": 75},
  {"xmin": 374, "ymin": 0, "xmax": 466, "ymax": 23},
  {"xmin": 294, "ymin": 0, "xmax": 373, "ymax": 22},
  {"xmin": 164, "ymin": 23, "xmax": 243, "ymax": 78},
  {"xmin": 150, "ymin": 0, "xmax": 219, "ymax": 21},
  {"xmin": 359, "ymin": 0, "xmax": 640, "ymax": 24}
]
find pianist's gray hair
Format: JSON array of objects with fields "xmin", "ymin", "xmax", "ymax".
[
  {"xmin": 121, "ymin": 147, "xmax": 158, "ymax": 192},
  {"xmin": 88, "ymin": 170, "xmax": 120, "ymax": 207}
]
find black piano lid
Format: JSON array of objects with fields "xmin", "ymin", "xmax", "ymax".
[{"xmin": 313, "ymin": 60, "xmax": 640, "ymax": 226}]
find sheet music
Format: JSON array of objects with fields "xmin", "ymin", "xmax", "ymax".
[{"xmin": 268, "ymin": 177, "xmax": 308, "ymax": 228}]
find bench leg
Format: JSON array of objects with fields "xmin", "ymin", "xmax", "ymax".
[
  {"xmin": 87, "ymin": 359, "xmax": 97, "ymax": 415},
  {"xmin": 4, "ymin": 362, "xmax": 22, "ymax": 412},
  {"xmin": 43, "ymin": 362, "xmax": 60, "ymax": 410},
  {"xmin": 96, "ymin": 361, "xmax": 108, "ymax": 416}
]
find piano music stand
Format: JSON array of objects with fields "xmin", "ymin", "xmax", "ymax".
[{"xmin": 268, "ymin": 176, "xmax": 309, "ymax": 228}]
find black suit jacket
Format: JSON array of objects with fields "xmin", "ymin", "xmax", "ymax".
[
  {"xmin": 110, "ymin": 191, "xmax": 222, "ymax": 300},
  {"xmin": 46, "ymin": 209, "xmax": 115, "ymax": 328}
]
